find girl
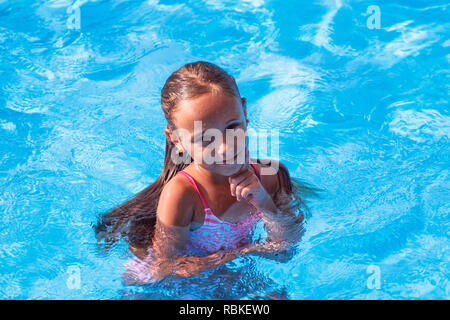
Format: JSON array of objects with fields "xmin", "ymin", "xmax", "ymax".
[{"xmin": 94, "ymin": 61, "xmax": 317, "ymax": 283}]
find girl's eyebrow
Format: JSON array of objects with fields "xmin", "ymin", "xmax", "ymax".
[{"xmin": 190, "ymin": 118, "xmax": 240, "ymax": 142}]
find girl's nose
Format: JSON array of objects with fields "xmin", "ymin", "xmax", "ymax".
[{"xmin": 218, "ymin": 140, "xmax": 234, "ymax": 160}]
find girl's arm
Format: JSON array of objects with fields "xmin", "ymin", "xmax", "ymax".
[
  {"xmin": 123, "ymin": 161, "xmax": 301, "ymax": 285},
  {"xmin": 230, "ymin": 154, "xmax": 305, "ymax": 246},
  {"xmin": 124, "ymin": 178, "xmax": 247, "ymax": 284},
  {"xmin": 149, "ymin": 219, "xmax": 244, "ymax": 280},
  {"xmin": 255, "ymin": 182, "xmax": 304, "ymax": 244}
]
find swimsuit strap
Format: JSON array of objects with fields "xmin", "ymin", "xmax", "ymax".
[
  {"xmin": 250, "ymin": 163, "xmax": 261, "ymax": 181},
  {"xmin": 176, "ymin": 163, "xmax": 261, "ymax": 211},
  {"xmin": 176, "ymin": 171, "xmax": 210, "ymax": 210}
]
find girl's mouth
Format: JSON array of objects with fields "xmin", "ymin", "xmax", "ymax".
[{"xmin": 219, "ymin": 152, "xmax": 239, "ymax": 164}]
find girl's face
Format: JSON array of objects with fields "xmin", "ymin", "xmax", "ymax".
[{"xmin": 169, "ymin": 90, "xmax": 249, "ymax": 176}]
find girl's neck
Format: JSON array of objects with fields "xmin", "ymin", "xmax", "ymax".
[{"xmin": 192, "ymin": 162, "xmax": 229, "ymax": 186}]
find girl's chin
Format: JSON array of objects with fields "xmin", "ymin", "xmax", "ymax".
[{"xmin": 215, "ymin": 162, "xmax": 244, "ymax": 174}]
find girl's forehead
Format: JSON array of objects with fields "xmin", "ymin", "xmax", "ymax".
[{"xmin": 174, "ymin": 92, "xmax": 243, "ymax": 131}]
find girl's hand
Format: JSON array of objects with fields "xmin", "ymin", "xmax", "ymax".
[{"xmin": 228, "ymin": 146, "xmax": 271, "ymax": 210}]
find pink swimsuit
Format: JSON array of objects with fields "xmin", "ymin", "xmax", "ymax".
[{"xmin": 177, "ymin": 163, "xmax": 263, "ymax": 257}]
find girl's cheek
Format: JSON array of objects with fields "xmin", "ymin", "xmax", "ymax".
[
  {"xmin": 189, "ymin": 147, "xmax": 209, "ymax": 165},
  {"xmin": 201, "ymin": 149, "xmax": 215, "ymax": 166},
  {"xmin": 187, "ymin": 143, "xmax": 202, "ymax": 161}
]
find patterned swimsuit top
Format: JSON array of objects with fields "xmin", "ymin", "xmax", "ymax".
[{"xmin": 176, "ymin": 163, "xmax": 263, "ymax": 256}]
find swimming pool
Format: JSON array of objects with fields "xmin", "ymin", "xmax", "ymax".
[{"xmin": 0, "ymin": 0, "xmax": 448, "ymax": 299}]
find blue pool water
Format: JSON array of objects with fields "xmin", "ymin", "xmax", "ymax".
[{"xmin": 0, "ymin": 0, "xmax": 449, "ymax": 299}]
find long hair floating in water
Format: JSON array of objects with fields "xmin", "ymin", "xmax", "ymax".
[{"xmin": 93, "ymin": 61, "xmax": 320, "ymax": 256}]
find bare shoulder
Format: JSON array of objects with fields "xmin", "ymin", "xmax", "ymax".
[
  {"xmin": 252, "ymin": 159, "xmax": 288, "ymax": 198},
  {"xmin": 156, "ymin": 173, "xmax": 196, "ymax": 227}
]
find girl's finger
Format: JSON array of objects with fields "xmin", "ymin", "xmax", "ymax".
[
  {"xmin": 230, "ymin": 169, "xmax": 249, "ymax": 184},
  {"xmin": 229, "ymin": 178, "xmax": 236, "ymax": 197},
  {"xmin": 229, "ymin": 146, "xmax": 252, "ymax": 197},
  {"xmin": 241, "ymin": 187, "xmax": 253, "ymax": 201},
  {"xmin": 229, "ymin": 170, "xmax": 252, "ymax": 197},
  {"xmin": 235, "ymin": 179, "xmax": 252, "ymax": 201}
]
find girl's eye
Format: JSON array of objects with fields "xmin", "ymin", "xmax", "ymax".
[
  {"xmin": 202, "ymin": 135, "xmax": 215, "ymax": 146},
  {"xmin": 228, "ymin": 123, "xmax": 241, "ymax": 129},
  {"xmin": 197, "ymin": 123, "xmax": 243, "ymax": 146}
]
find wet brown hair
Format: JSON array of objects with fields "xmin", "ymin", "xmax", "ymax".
[{"xmin": 94, "ymin": 61, "xmax": 319, "ymax": 256}]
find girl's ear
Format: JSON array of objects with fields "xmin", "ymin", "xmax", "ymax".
[
  {"xmin": 164, "ymin": 127, "xmax": 182, "ymax": 151},
  {"xmin": 164, "ymin": 127, "xmax": 178, "ymax": 146},
  {"xmin": 165, "ymin": 127, "xmax": 187, "ymax": 155},
  {"xmin": 164, "ymin": 127, "xmax": 173, "ymax": 143}
]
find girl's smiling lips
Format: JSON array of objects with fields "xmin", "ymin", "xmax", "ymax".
[{"xmin": 218, "ymin": 149, "xmax": 243, "ymax": 164}]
